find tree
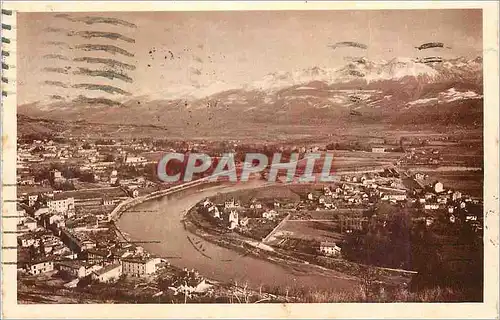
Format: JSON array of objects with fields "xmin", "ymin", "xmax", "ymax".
[
  {"xmin": 79, "ymin": 172, "xmax": 96, "ymax": 183},
  {"xmin": 38, "ymin": 238, "xmax": 45, "ymax": 257},
  {"xmin": 28, "ymin": 244, "xmax": 37, "ymax": 261},
  {"xmin": 59, "ymin": 180, "xmax": 76, "ymax": 191},
  {"xmin": 103, "ymin": 153, "xmax": 115, "ymax": 162},
  {"xmin": 389, "ymin": 212, "xmax": 412, "ymax": 269},
  {"xmin": 360, "ymin": 266, "xmax": 379, "ymax": 301}
]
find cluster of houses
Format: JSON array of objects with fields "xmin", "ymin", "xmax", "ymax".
[
  {"xmin": 409, "ymin": 178, "xmax": 482, "ymax": 230},
  {"xmin": 304, "ymin": 173, "xmax": 407, "ymax": 210},
  {"xmin": 319, "ymin": 241, "xmax": 342, "ymax": 257},
  {"xmin": 19, "ymin": 191, "xmax": 112, "ymax": 232},
  {"xmin": 16, "ymin": 193, "xmax": 76, "ymax": 235},
  {"xmin": 17, "ymin": 136, "xmax": 158, "ymax": 189},
  {"xmin": 198, "ymin": 168, "xmax": 483, "ymax": 261},
  {"xmin": 25, "ymin": 245, "xmax": 166, "ymax": 285},
  {"xmin": 16, "ymin": 180, "xmax": 166, "ymax": 287},
  {"xmin": 401, "ymin": 148, "xmax": 443, "ymax": 166},
  {"xmin": 200, "ymin": 197, "xmax": 283, "ymax": 231},
  {"xmin": 18, "ymin": 190, "xmax": 167, "ymax": 284}
]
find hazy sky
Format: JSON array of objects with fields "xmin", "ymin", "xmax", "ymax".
[{"xmin": 18, "ymin": 9, "xmax": 482, "ymax": 104}]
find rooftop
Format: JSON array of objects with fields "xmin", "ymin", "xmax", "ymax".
[
  {"xmin": 56, "ymin": 260, "xmax": 83, "ymax": 269},
  {"xmin": 320, "ymin": 241, "xmax": 339, "ymax": 247},
  {"xmin": 121, "ymin": 256, "xmax": 157, "ymax": 264},
  {"xmin": 93, "ymin": 263, "xmax": 121, "ymax": 276}
]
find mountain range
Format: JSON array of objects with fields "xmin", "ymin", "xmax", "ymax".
[{"xmin": 19, "ymin": 56, "xmax": 483, "ymax": 137}]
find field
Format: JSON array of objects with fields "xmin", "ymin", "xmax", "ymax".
[
  {"xmin": 269, "ymin": 220, "xmax": 344, "ymax": 245},
  {"xmin": 17, "ymin": 186, "xmax": 54, "ymax": 195},
  {"xmin": 211, "ymin": 185, "xmax": 301, "ymax": 204},
  {"xmin": 53, "ymin": 187, "xmax": 128, "ymax": 200}
]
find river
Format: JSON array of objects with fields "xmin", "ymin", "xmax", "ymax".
[{"xmin": 117, "ymin": 180, "xmax": 358, "ymax": 293}]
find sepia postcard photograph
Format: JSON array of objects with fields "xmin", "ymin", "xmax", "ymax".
[{"xmin": 1, "ymin": 1, "xmax": 499, "ymax": 319}]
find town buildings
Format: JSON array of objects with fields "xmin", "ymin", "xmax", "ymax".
[
  {"xmin": 91, "ymin": 263, "xmax": 122, "ymax": 283},
  {"xmin": 228, "ymin": 210, "xmax": 239, "ymax": 230},
  {"xmin": 56, "ymin": 261, "xmax": 88, "ymax": 278},
  {"xmin": 47, "ymin": 196, "xmax": 75, "ymax": 217},
  {"xmin": 121, "ymin": 257, "xmax": 162, "ymax": 277},
  {"xmin": 371, "ymin": 147, "xmax": 386, "ymax": 153},
  {"xmin": 14, "ymin": 136, "xmax": 483, "ymax": 301},
  {"xmin": 27, "ymin": 259, "xmax": 54, "ymax": 275}
]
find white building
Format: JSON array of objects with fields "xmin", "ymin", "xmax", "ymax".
[
  {"xmin": 121, "ymin": 257, "xmax": 162, "ymax": 277},
  {"xmin": 33, "ymin": 207, "xmax": 49, "ymax": 219},
  {"xmin": 388, "ymin": 194, "xmax": 407, "ymax": 202},
  {"xmin": 424, "ymin": 204, "xmax": 440, "ymax": 210},
  {"xmin": 16, "ymin": 205, "xmax": 27, "ymax": 225},
  {"xmin": 465, "ymin": 214, "xmax": 478, "ymax": 222},
  {"xmin": 102, "ymin": 198, "xmax": 114, "ymax": 206},
  {"xmin": 371, "ymin": 147, "xmax": 385, "ymax": 153},
  {"xmin": 414, "ymin": 172, "xmax": 425, "ymax": 180},
  {"xmin": 228, "ymin": 210, "xmax": 239, "ymax": 230},
  {"xmin": 224, "ymin": 198, "xmax": 237, "ymax": 209},
  {"xmin": 319, "ymin": 242, "xmax": 342, "ymax": 256},
  {"xmin": 27, "ymin": 260, "xmax": 54, "ymax": 275},
  {"xmin": 323, "ymin": 186, "xmax": 332, "ymax": 196},
  {"xmin": 262, "ymin": 209, "xmax": 278, "ymax": 220},
  {"xmin": 452, "ymin": 191, "xmax": 462, "ymax": 201},
  {"xmin": 28, "ymin": 194, "xmax": 39, "ymax": 207},
  {"xmin": 449, "ymin": 214, "xmax": 457, "ymax": 223},
  {"xmin": 433, "ymin": 181, "xmax": 444, "ymax": 194},
  {"xmin": 124, "ymin": 156, "xmax": 147, "ymax": 165},
  {"xmin": 18, "ymin": 234, "xmax": 40, "ymax": 248},
  {"xmin": 425, "ymin": 217, "xmax": 434, "ymax": 226},
  {"xmin": 208, "ymin": 205, "xmax": 220, "ymax": 219},
  {"xmin": 47, "ymin": 197, "xmax": 75, "ymax": 217},
  {"xmin": 249, "ymin": 198, "xmax": 263, "ymax": 209}
]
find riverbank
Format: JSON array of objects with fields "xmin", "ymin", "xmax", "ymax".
[
  {"xmin": 183, "ymin": 201, "xmax": 411, "ymax": 289},
  {"xmin": 182, "ymin": 209, "xmax": 325, "ymax": 276},
  {"xmin": 113, "ymin": 180, "xmax": 478, "ymax": 302},
  {"xmin": 113, "ymin": 180, "xmax": 407, "ymax": 287},
  {"xmin": 117, "ymin": 181, "xmax": 363, "ymax": 294}
]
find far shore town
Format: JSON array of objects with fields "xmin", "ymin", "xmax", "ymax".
[{"xmin": 14, "ymin": 136, "xmax": 483, "ymax": 303}]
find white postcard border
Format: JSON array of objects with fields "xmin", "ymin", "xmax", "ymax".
[{"xmin": 1, "ymin": 1, "xmax": 498, "ymax": 319}]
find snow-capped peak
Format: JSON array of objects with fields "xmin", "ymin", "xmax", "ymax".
[
  {"xmin": 248, "ymin": 67, "xmax": 337, "ymax": 91},
  {"xmin": 250, "ymin": 57, "xmax": 447, "ymax": 91},
  {"xmin": 136, "ymin": 80, "xmax": 238, "ymax": 101},
  {"xmin": 366, "ymin": 58, "xmax": 438, "ymax": 82}
]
